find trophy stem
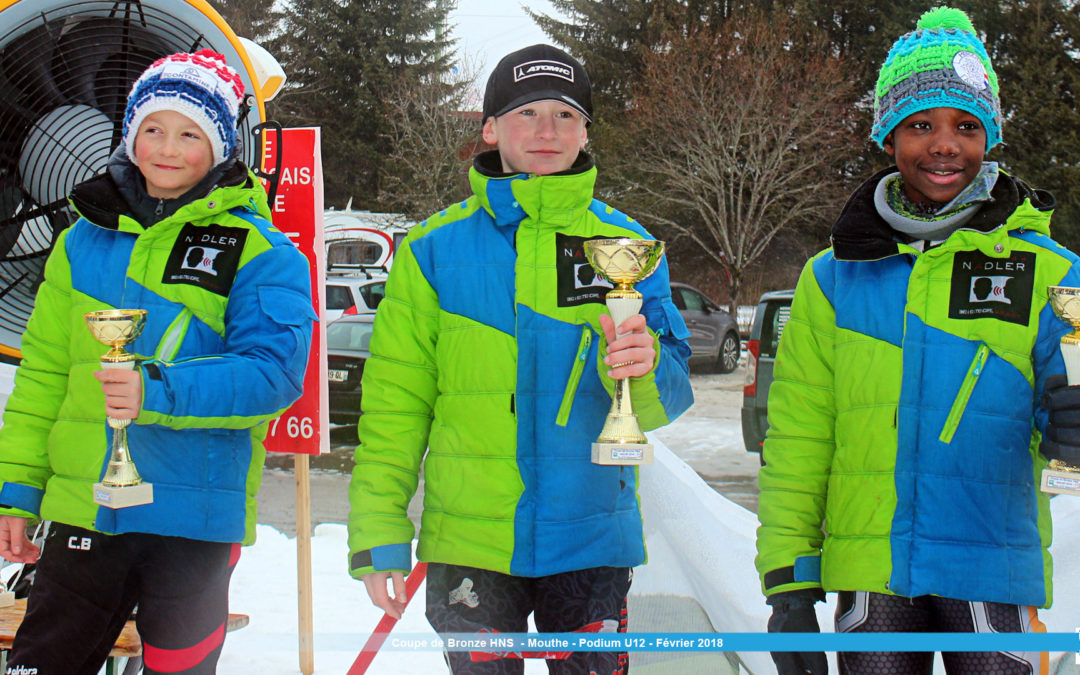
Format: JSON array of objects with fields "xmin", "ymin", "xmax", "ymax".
[
  {"xmin": 597, "ymin": 380, "xmax": 648, "ymax": 444},
  {"xmin": 591, "ymin": 289, "xmax": 653, "ymax": 464},
  {"xmin": 102, "ymin": 427, "xmax": 143, "ymax": 487},
  {"xmin": 606, "ymin": 290, "xmax": 643, "ymax": 330},
  {"xmin": 1062, "ymin": 340, "xmax": 1080, "ymax": 385}
]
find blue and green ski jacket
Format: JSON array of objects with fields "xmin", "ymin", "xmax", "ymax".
[
  {"xmin": 756, "ymin": 170, "xmax": 1080, "ymax": 608},
  {"xmin": 0, "ymin": 161, "xmax": 314, "ymax": 544},
  {"xmin": 348, "ymin": 151, "xmax": 694, "ymax": 579}
]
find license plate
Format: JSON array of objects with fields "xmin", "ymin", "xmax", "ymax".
[{"xmin": 328, "ymin": 369, "xmax": 348, "ymax": 383}]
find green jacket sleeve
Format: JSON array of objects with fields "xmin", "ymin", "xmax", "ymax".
[
  {"xmin": 347, "ymin": 236, "xmax": 437, "ymax": 578},
  {"xmin": 755, "ymin": 256, "xmax": 836, "ymax": 598},
  {"xmin": 0, "ymin": 231, "xmax": 74, "ymax": 517}
]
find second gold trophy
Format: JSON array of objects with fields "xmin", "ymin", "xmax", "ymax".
[{"xmin": 583, "ymin": 238, "xmax": 665, "ymax": 465}]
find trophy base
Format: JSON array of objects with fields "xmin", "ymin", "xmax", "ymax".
[
  {"xmin": 592, "ymin": 442, "xmax": 653, "ymax": 465},
  {"xmin": 93, "ymin": 481, "xmax": 154, "ymax": 509},
  {"xmin": 1041, "ymin": 468, "xmax": 1080, "ymax": 495}
]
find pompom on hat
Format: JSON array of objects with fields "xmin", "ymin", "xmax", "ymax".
[
  {"xmin": 122, "ymin": 49, "xmax": 245, "ymax": 167},
  {"xmin": 872, "ymin": 7, "xmax": 1001, "ymax": 150}
]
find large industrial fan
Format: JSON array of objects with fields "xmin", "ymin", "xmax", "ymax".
[{"xmin": 0, "ymin": 0, "xmax": 284, "ymax": 362}]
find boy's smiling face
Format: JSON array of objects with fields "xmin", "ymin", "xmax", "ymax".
[
  {"xmin": 134, "ymin": 110, "xmax": 214, "ymax": 199},
  {"xmin": 883, "ymin": 107, "xmax": 986, "ymax": 205},
  {"xmin": 481, "ymin": 100, "xmax": 588, "ymax": 175}
]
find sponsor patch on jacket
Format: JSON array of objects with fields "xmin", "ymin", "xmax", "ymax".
[
  {"xmin": 556, "ymin": 234, "xmax": 613, "ymax": 307},
  {"xmin": 948, "ymin": 250, "xmax": 1035, "ymax": 325},
  {"xmin": 163, "ymin": 223, "xmax": 247, "ymax": 296}
]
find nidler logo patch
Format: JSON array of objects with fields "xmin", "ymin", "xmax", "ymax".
[
  {"xmin": 163, "ymin": 223, "xmax": 247, "ymax": 296},
  {"xmin": 514, "ymin": 60, "xmax": 574, "ymax": 84},
  {"xmin": 948, "ymin": 250, "xmax": 1035, "ymax": 325},
  {"xmin": 557, "ymin": 234, "xmax": 613, "ymax": 307}
]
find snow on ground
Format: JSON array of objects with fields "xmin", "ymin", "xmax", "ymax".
[{"xmin": 222, "ymin": 455, "xmax": 1080, "ymax": 675}]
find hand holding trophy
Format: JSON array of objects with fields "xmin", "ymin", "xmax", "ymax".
[
  {"xmin": 1044, "ymin": 286, "xmax": 1080, "ymax": 495},
  {"xmin": 85, "ymin": 309, "xmax": 154, "ymax": 508},
  {"xmin": 583, "ymin": 238, "xmax": 665, "ymax": 465}
]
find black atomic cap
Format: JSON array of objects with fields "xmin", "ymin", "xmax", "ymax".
[{"xmin": 483, "ymin": 44, "xmax": 593, "ymax": 123}]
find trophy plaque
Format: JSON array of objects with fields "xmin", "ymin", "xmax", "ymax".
[
  {"xmin": 1044, "ymin": 286, "xmax": 1080, "ymax": 495},
  {"xmin": 85, "ymin": 309, "xmax": 154, "ymax": 508},
  {"xmin": 583, "ymin": 238, "xmax": 666, "ymax": 465}
]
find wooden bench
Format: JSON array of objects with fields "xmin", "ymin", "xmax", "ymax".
[{"xmin": 0, "ymin": 599, "xmax": 249, "ymax": 673}]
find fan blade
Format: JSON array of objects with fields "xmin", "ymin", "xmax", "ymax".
[
  {"xmin": 0, "ymin": 177, "xmax": 28, "ymax": 260},
  {"xmin": 0, "ymin": 22, "xmax": 66, "ymax": 114},
  {"xmin": 52, "ymin": 16, "xmax": 170, "ymax": 124}
]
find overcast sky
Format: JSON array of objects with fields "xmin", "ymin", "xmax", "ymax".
[{"xmin": 448, "ymin": 0, "xmax": 565, "ymax": 98}]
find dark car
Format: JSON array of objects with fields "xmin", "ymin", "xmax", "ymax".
[
  {"xmin": 741, "ymin": 289, "xmax": 794, "ymax": 453},
  {"xmin": 326, "ymin": 313, "xmax": 375, "ymax": 424},
  {"xmin": 670, "ymin": 282, "xmax": 741, "ymax": 373}
]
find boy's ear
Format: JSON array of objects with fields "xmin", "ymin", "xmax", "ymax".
[
  {"xmin": 882, "ymin": 132, "xmax": 896, "ymax": 157},
  {"xmin": 482, "ymin": 117, "xmax": 498, "ymax": 146},
  {"xmin": 579, "ymin": 124, "xmax": 588, "ymax": 151}
]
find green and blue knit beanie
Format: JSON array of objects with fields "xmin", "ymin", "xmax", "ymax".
[{"xmin": 872, "ymin": 7, "xmax": 1001, "ymax": 150}]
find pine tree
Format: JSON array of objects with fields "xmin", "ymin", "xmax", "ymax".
[
  {"xmin": 209, "ymin": 0, "xmax": 280, "ymax": 42},
  {"xmin": 969, "ymin": 0, "xmax": 1080, "ymax": 248},
  {"xmin": 273, "ymin": 0, "xmax": 456, "ymax": 209}
]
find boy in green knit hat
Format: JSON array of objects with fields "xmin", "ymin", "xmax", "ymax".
[{"xmin": 756, "ymin": 7, "xmax": 1080, "ymax": 673}]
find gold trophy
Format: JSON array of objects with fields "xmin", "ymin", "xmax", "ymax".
[
  {"xmin": 583, "ymin": 238, "xmax": 666, "ymax": 465},
  {"xmin": 1044, "ymin": 286, "xmax": 1080, "ymax": 495},
  {"xmin": 85, "ymin": 309, "xmax": 154, "ymax": 508}
]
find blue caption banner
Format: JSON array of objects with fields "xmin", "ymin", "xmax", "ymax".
[{"xmin": 377, "ymin": 632, "xmax": 1080, "ymax": 653}]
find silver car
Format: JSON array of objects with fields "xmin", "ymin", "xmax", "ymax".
[{"xmin": 670, "ymin": 282, "xmax": 741, "ymax": 373}]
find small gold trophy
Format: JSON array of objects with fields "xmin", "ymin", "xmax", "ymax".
[
  {"xmin": 1044, "ymin": 286, "xmax": 1080, "ymax": 495},
  {"xmin": 85, "ymin": 309, "xmax": 154, "ymax": 508},
  {"xmin": 583, "ymin": 238, "xmax": 666, "ymax": 465}
]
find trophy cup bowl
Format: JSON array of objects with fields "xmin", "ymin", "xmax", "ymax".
[
  {"xmin": 583, "ymin": 238, "xmax": 666, "ymax": 465},
  {"xmin": 1044, "ymin": 286, "xmax": 1080, "ymax": 495},
  {"xmin": 84, "ymin": 309, "xmax": 153, "ymax": 508}
]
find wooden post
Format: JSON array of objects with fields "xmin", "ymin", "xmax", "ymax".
[{"xmin": 295, "ymin": 453, "xmax": 314, "ymax": 675}]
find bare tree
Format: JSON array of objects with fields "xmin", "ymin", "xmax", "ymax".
[
  {"xmin": 377, "ymin": 61, "xmax": 484, "ymax": 221},
  {"xmin": 614, "ymin": 11, "xmax": 858, "ymax": 313}
]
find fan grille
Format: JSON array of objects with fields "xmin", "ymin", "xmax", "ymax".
[{"xmin": 0, "ymin": 0, "xmax": 261, "ymax": 359}]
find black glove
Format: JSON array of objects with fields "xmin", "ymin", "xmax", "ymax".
[
  {"xmin": 767, "ymin": 589, "xmax": 827, "ymax": 675},
  {"xmin": 1041, "ymin": 373, "xmax": 1080, "ymax": 464}
]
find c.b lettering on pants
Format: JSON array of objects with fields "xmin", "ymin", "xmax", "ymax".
[{"xmin": 66, "ymin": 536, "xmax": 91, "ymax": 551}]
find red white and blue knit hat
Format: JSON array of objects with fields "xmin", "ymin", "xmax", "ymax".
[{"xmin": 123, "ymin": 49, "xmax": 245, "ymax": 167}]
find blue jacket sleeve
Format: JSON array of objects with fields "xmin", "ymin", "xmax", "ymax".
[{"xmin": 139, "ymin": 242, "xmax": 316, "ymax": 428}]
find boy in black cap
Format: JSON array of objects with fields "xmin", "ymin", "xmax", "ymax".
[{"xmin": 347, "ymin": 44, "xmax": 693, "ymax": 673}]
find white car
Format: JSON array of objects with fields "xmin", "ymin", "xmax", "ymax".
[{"xmin": 325, "ymin": 273, "xmax": 387, "ymax": 323}]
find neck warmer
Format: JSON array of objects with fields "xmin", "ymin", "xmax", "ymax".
[{"xmin": 874, "ymin": 161, "xmax": 998, "ymax": 241}]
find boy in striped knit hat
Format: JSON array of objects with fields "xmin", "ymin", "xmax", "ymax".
[
  {"xmin": 756, "ymin": 7, "xmax": 1080, "ymax": 674},
  {"xmin": 0, "ymin": 50, "xmax": 313, "ymax": 674}
]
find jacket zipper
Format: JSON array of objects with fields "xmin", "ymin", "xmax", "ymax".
[
  {"xmin": 939, "ymin": 343, "xmax": 990, "ymax": 444},
  {"xmin": 556, "ymin": 326, "xmax": 593, "ymax": 427}
]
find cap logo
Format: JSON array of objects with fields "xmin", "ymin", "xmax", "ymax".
[
  {"xmin": 160, "ymin": 62, "xmax": 220, "ymax": 93},
  {"xmin": 513, "ymin": 60, "xmax": 574, "ymax": 84},
  {"xmin": 952, "ymin": 51, "xmax": 988, "ymax": 90}
]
